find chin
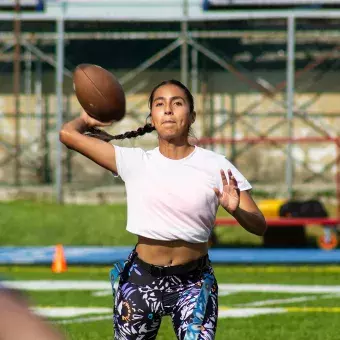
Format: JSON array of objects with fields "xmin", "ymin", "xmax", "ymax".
[
  {"xmin": 159, "ymin": 131, "xmax": 178, "ymax": 140},
  {"xmin": 160, "ymin": 135, "xmax": 177, "ymax": 142}
]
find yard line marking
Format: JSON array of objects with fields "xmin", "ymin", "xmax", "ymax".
[
  {"xmin": 28, "ymin": 305, "xmax": 340, "ymax": 322},
  {"xmin": 92, "ymin": 291, "xmax": 113, "ymax": 297},
  {"xmin": 287, "ymin": 307, "xmax": 340, "ymax": 312},
  {"xmin": 2, "ymin": 280, "xmax": 111, "ymax": 291},
  {"xmin": 218, "ymin": 306, "xmax": 340, "ymax": 318},
  {"xmin": 236, "ymin": 293, "xmax": 340, "ymax": 307},
  {"xmin": 33, "ymin": 307, "xmax": 111, "ymax": 318},
  {"xmin": 56, "ymin": 315, "xmax": 112, "ymax": 324},
  {"xmin": 218, "ymin": 284, "xmax": 340, "ymax": 294},
  {"xmin": 216, "ymin": 266, "xmax": 340, "ymax": 273},
  {"xmin": 219, "ymin": 307, "xmax": 286, "ymax": 318},
  {"xmin": 3, "ymin": 281, "xmax": 340, "ymax": 294}
]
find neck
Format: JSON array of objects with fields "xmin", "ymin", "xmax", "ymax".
[{"xmin": 158, "ymin": 138, "xmax": 194, "ymax": 160}]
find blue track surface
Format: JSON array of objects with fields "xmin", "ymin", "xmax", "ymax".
[{"xmin": 0, "ymin": 247, "xmax": 340, "ymax": 264}]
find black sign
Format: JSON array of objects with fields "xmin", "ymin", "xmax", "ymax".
[
  {"xmin": 203, "ymin": 0, "xmax": 340, "ymax": 10},
  {"xmin": 0, "ymin": 0, "xmax": 44, "ymax": 11}
]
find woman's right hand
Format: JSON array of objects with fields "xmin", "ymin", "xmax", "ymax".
[{"xmin": 80, "ymin": 109, "xmax": 114, "ymax": 128}]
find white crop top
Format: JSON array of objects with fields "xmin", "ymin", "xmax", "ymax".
[{"xmin": 114, "ymin": 145, "xmax": 252, "ymax": 243}]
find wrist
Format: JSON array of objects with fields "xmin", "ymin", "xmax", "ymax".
[{"xmin": 230, "ymin": 206, "xmax": 240, "ymax": 217}]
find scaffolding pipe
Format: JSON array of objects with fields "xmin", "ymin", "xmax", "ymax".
[
  {"xmin": 13, "ymin": 0, "xmax": 21, "ymax": 185},
  {"xmin": 119, "ymin": 38, "xmax": 182, "ymax": 86},
  {"xmin": 25, "ymin": 48, "xmax": 32, "ymax": 120},
  {"xmin": 2, "ymin": 30, "xmax": 340, "ymax": 42},
  {"xmin": 3, "ymin": 9, "xmax": 340, "ymax": 21},
  {"xmin": 188, "ymin": 38, "xmax": 273, "ymax": 95},
  {"xmin": 181, "ymin": 0, "xmax": 189, "ymax": 86},
  {"xmin": 35, "ymin": 59, "xmax": 43, "ymax": 138},
  {"xmin": 23, "ymin": 42, "xmax": 72, "ymax": 78},
  {"xmin": 286, "ymin": 16, "xmax": 296, "ymax": 199},
  {"xmin": 191, "ymin": 47, "xmax": 198, "ymax": 95},
  {"xmin": 55, "ymin": 15, "xmax": 65, "ymax": 204},
  {"xmin": 198, "ymin": 137, "xmax": 340, "ymax": 144}
]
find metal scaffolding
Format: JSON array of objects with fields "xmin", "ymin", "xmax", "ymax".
[{"xmin": 0, "ymin": 1, "xmax": 339, "ymax": 205}]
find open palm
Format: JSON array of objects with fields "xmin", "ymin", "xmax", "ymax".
[{"xmin": 213, "ymin": 169, "xmax": 240, "ymax": 214}]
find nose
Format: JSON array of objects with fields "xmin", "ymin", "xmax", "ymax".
[{"xmin": 164, "ymin": 103, "xmax": 173, "ymax": 115}]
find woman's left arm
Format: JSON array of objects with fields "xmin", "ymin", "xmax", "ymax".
[
  {"xmin": 214, "ymin": 169, "xmax": 267, "ymax": 236},
  {"xmin": 232, "ymin": 190, "xmax": 267, "ymax": 236}
]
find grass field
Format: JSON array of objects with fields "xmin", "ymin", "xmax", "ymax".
[
  {"xmin": 2, "ymin": 265, "xmax": 340, "ymax": 340},
  {"xmin": 0, "ymin": 200, "xmax": 263, "ymax": 246},
  {"xmin": 1, "ymin": 200, "xmax": 340, "ymax": 339},
  {"xmin": 0, "ymin": 200, "xmax": 333, "ymax": 247}
]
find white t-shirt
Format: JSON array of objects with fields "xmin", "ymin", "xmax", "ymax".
[{"xmin": 114, "ymin": 145, "xmax": 252, "ymax": 243}]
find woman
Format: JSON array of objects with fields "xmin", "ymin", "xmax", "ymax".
[{"xmin": 59, "ymin": 79, "xmax": 266, "ymax": 339}]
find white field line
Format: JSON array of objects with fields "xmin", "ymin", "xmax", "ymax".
[
  {"xmin": 56, "ymin": 315, "xmax": 112, "ymax": 325},
  {"xmin": 1, "ymin": 280, "xmax": 111, "ymax": 291},
  {"xmin": 235, "ymin": 293, "xmax": 340, "ymax": 307},
  {"xmin": 33, "ymin": 307, "xmax": 112, "ymax": 318},
  {"xmin": 219, "ymin": 307, "xmax": 286, "ymax": 318},
  {"xmin": 218, "ymin": 284, "xmax": 340, "ymax": 294},
  {"xmin": 3, "ymin": 281, "xmax": 340, "ymax": 294}
]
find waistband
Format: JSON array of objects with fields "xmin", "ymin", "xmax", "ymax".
[{"xmin": 133, "ymin": 254, "xmax": 209, "ymax": 277}]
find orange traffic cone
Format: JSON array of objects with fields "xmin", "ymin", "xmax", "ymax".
[{"xmin": 51, "ymin": 244, "xmax": 67, "ymax": 273}]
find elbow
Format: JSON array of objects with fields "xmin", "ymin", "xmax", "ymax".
[
  {"xmin": 59, "ymin": 129, "xmax": 67, "ymax": 144},
  {"xmin": 257, "ymin": 224, "xmax": 268, "ymax": 236},
  {"xmin": 256, "ymin": 218, "xmax": 268, "ymax": 236},
  {"xmin": 59, "ymin": 129, "xmax": 73, "ymax": 149}
]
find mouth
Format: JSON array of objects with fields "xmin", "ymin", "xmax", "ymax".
[{"xmin": 162, "ymin": 120, "xmax": 175, "ymax": 125}]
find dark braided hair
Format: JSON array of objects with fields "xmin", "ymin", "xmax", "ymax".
[
  {"xmin": 85, "ymin": 79, "xmax": 193, "ymax": 142},
  {"xmin": 84, "ymin": 124, "xmax": 155, "ymax": 142}
]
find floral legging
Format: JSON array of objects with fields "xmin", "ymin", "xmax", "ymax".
[{"xmin": 113, "ymin": 254, "xmax": 218, "ymax": 340}]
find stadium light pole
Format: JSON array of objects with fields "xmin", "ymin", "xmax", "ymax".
[{"xmin": 55, "ymin": 7, "xmax": 65, "ymax": 204}]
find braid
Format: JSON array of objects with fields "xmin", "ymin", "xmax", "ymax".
[
  {"xmin": 84, "ymin": 123, "xmax": 155, "ymax": 143},
  {"xmin": 111, "ymin": 123, "xmax": 155, "ymax": 140}
]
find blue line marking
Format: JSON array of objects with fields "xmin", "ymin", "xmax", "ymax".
[{"xmin": 0, "ymin": 247, "xmax": 340, "ymax": 264}]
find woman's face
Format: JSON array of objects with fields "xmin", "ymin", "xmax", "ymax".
[{"xmin": 150, "ymin": 84, "xmax": 194, "ymax": 142}]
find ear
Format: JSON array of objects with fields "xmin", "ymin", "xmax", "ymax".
[
  {"xmin": 190, "ymin": 111, "xmax": 196, "ymax": 124},
  {"xmin": 147, "ymin": 113, "xmax": 155, "ymax": 127},
  {"xmin": 150, "ymin": 115, "xmax": 155, "ymax": 127}
]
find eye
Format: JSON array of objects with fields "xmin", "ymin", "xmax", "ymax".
[
  {"xmin": 155, "ymin": 102, "xmax": 163, "ymax": 107},
  {"xmin": 174, "ymin": 101, "xmax": 183, "ymax": 106}
]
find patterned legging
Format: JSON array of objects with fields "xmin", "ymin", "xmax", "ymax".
[{"xmin": 113, "ymin": 255, "xmax": 218, "ymax": 340}]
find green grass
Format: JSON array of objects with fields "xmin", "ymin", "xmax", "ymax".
[
  {"xmin": 0, "ymin": 200, "xmax": 334, "ymax": 247},
  {"xmin": 0, "ymin": 200, "xmax": 133, "ymax": 246},
  {"xmin": 2, "ymin": 265, "xmax": 340, "ymax": 340},
  {"xmin": 2, "ymin": 265, "xmax": 340, "ymax": 284},
  {"xmin": 0, "ymin": 200, "xmax": 264, "ymax": 246}
]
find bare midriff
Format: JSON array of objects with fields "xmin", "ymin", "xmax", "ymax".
[{"xmin": 136, "ymin": 236, "xmax": 209, "ymax": 266}]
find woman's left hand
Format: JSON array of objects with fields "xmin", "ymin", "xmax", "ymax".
[{"xmin": 213, "ymin": 169, "xmax": 240, "ymax": 215}]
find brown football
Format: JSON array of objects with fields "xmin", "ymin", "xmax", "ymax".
[{"xmin": 73, "ymin": 64, "xmax": 126, "ymax": 122}]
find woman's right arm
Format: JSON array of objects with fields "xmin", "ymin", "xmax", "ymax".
[{"xmin": 59, "ymin": 111, "xmax": 118, "ymax": 174}]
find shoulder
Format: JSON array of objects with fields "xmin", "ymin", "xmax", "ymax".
[
  {"xmin": 195, "ymin": 146, "xmax": 230, "ymax": 164},
  {"xmin": 114, "ymin": 145, "xmax": 147, "ymax": 156}
]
